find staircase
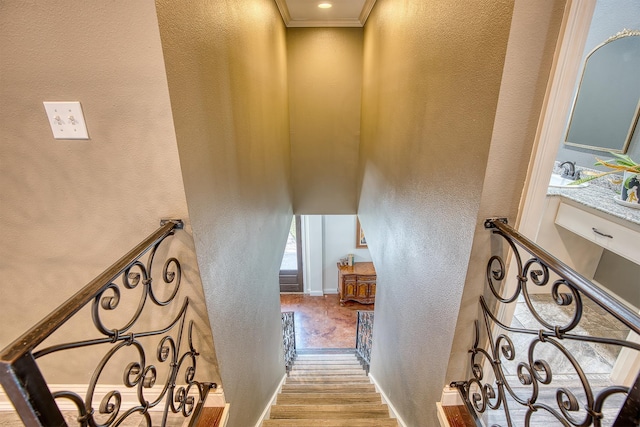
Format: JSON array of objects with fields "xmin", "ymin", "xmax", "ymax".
[{"xmin": 263, "ymin": 349, "xmax": 398, "ymax": 426}]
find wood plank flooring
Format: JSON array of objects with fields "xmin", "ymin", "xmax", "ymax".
[{"xmin": 280, "ymin": 294, "xmax": 373, "ymax": 348}]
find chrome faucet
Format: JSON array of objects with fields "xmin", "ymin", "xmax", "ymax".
[{"xmin": 559, "ymin": 161, "xmax": 580, "ymax": 180}]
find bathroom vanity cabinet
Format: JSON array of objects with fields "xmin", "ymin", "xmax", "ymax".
[
  {"xmin": 537, "ymin": 186, "xmax": 640, "ymax": 307},
  {"xmin": 554, "ymin": 202, "xmax": 640, "ymax": 266},
  {"xmin": 537, "ymin": 189, "xmax": 640, "ymax": 387}
]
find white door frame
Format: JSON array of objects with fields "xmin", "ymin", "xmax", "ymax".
[
  {"xmin": 516, "ymin": 0, "xmax": 596, "ymax": 239},
  {"xmin": 495, "ymin": 0, "xmax": 595, "ymax": 331},
  {"xmin": 302, "ymin": 215, "xmax": 324, "ymax": 296}
]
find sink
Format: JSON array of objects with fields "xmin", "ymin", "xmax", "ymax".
[{"xmin": 549, "ymin": 173, "xmax": 589, "ymax": 188}]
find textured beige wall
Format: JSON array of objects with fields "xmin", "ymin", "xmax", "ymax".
[
  {"xmin": 446, "ymin": 0, "xmax": 567, "ymax": 384},
  {"xmin": 357, "ymin": 0, "xmax": 514, "ymax": 424},
  {"xmin": 155, "ymin": 1, "xmax": 292, "ymax": 426},
  {"xmin": 287, "ymin": 28, "xmax": 363, "ymax": 214},
  {"xmin": 0, "ymin": 0, "xmax": 218, "ymax": 388}
]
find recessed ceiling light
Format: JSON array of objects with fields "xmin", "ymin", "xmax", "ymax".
[{"xmin": 318, "ymin": 3, "xmax": 332, "ymax": 9}]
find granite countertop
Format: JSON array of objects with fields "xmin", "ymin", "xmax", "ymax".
[{"xmin": 546, "ymin": 176, "xmax": 640, "ymax": 227}]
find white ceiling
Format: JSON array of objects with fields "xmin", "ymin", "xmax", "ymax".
[{"xmin": 275, "ymin": 0, "xmax": 376, "ymax": 27}]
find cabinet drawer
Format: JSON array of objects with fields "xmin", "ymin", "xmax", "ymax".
[{"xmin": 555, "ymin": 202, "xmax": 640, "ymax": 265}]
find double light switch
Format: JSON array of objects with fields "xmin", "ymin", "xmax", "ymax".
[{"xmin": 43, "ymin": 101, "xmax": 89, "ymax": 140}]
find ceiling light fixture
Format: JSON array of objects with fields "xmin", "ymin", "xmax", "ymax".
[{"xmin": 318, "ymin": 3, "xmax": 332, "ymax": 9}]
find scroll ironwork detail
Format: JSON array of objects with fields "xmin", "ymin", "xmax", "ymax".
[
  {"xmin": 356, "ymin": 310, "xmax": 374, "ymax": 373},
  {"xmin": 453, "ymin": 218, "xmax": 640, "ymax": 427},
  {"xmin": 282, "ymin": 311, "xmax": 296, "ymax": 374},
  {"xmin": 0, "ymin": 220, "xmax": 216, "ymax": 426}
]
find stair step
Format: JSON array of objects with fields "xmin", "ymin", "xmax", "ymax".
[
  {"xmin": 292, "ymin": 361, "xmax": 362, "ymax": 367},
  {"xmin": 291, "ymin": 366, "xmax": 363, "ymax": 371},
  {"xmin": 289, "ymin": 369, "xmax": 366, "ymax": 376},
  {"xmin": 269, "ymin": 404, "xmax": 390, "ymax": 419},
  {"xmin": 262, "ymin": 418, "xmax": 398, "ymax": 426},
  {"xmin": 295, "ymin": 355, "xmax": 358, "ymax": 360},
  {"xmin": 295, "ymin": 349, "xmax": 356, "ymax": 355},
  {"xmin": 293, "ymin": 358, "xmax": 360, "ymax": 366},
  {"xmin": 266, "ymin": 347, "xmax": 394, "ymax": 426},
  {"xmin": 281, "ymin": 384, "xmax": 377, "ymax": 393},
  {"xmin": 277, "ymin": 392, "xmax": 381, "ymax": 405},
  {"xmin": 285, "ymin": 376, "xmax": 371, "ymax": 384}
]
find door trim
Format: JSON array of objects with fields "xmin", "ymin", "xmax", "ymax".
[{"xmin": 280, "ymin": 216, "xmax": 304, "ymax": 292}]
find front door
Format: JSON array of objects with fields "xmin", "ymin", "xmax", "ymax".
[{"xmin": 280, "ymin": 216, "xmax": 303, "ymax": 292}]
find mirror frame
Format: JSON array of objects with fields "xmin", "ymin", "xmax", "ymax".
[{"xmin": 564, "ymin": 29, "xmax": 640, "ymax": 154}]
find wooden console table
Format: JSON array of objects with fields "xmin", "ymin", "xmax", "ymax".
[{"xmin": 337, "ymin": 262, "xmax": 376, "ymax": 306}]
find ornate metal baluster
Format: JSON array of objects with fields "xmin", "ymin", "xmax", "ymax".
[
  {"xmin": 453, "ymin": 218, "xmax": 640, "ymax": 427},
  {"xmin": 356, "ymin": 311, "xmax": 374, "ymax": 373},
  {"xmin": 282, "ymin": 312, "xmax": 296, "ymax": 374},
  {"xmin": 0, "ymin": 220, "xmax": 217, "ymax": 426}
]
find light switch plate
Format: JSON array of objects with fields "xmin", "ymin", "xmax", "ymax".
[{"xmin": 43, "ymin": 101, "xmax": 89, "ymax": 140}]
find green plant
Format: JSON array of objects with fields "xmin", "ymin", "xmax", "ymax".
[{"xmin": 569, "ymin": 152, "xmax": 640, "ymax": 185}]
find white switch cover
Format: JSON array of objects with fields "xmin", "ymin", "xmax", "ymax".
[{"xmin": 43, "ymin": 101, "xmax": 89, "ymax": 140}]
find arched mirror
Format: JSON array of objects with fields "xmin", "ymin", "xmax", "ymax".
[{"xmin": 565, "ymin": 29, "xmax": 640, "ymax": 153}]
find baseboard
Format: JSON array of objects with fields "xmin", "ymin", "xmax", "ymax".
[
  {"xmin": 1, "ymin": 384, "xmax": 226, "ymax": 413},
  {"xmin": 439, "ymin": 385, "xmax": 463, "ymax": 406},
  {"xmin": 436, "ymin": 402, "xmax": 451, "ymax": 427},
  {"xmin": 309, "ymin": 290, "xmax": 324, "ymax": 296},
  {"xmin": 322, "ymin": 289, "xmax": 339, "ymax": 294},
  {"xmin": 217, "ymin": 403, "xmax": 230, "ymax": 427},
  {"xmin": 368, "ymin": 373, "xmax": 408, "ymax": 427},
  {"xmin": 204, "ymin": 388, "xmax": 226, "ymax": 407},
  {"xmin": 254, "ymin": 373, "xmax": 287, "ymax": 427}
]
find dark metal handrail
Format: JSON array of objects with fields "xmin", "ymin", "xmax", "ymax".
[
  {"xmin": 488, "ymin": 218, "xmax": 640, "ymax": 334},
  {"xmin": 281, "ymin": 312, "xmax": 296, "ymax": 373},
  {"xmin": 356, "ymin": 310, "xmax": 374, "ymax": 373},
  {"xmin": 0, "ymin": 219, "xmax": 216, "ymax": 426},
  {"xmin": 453, "ymin": 218, "xmax": 640, "ymax": 427}
]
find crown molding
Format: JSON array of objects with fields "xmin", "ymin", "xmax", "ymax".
[
  {"xmin": 287, "ymin": 19, "xmax": 364, "ymax": 28},
  {"xmin": 274, "ymin": 0, "xmax": 292, "ymax": 26},
  {"xmin": 359, "ymin": 0, "xmax": 377, "ymax": 26},
  {"xmin": 276, "ymin": 0, "xmax": 377, "ymax": 28}
]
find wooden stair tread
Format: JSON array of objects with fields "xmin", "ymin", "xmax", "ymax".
[
  {"xmin": 281, "ymin": 384, "xmax": 377, "ymax": 393},
  {"xmin": 291, "ymin": 364, "xmax": 363, "ymax": 369},
  {"xmin": 289, "ymin": 369, "xmax": 366, "ymax": 376},
  {"xmin": 295, "ymin": 356, "xmax": 358, "ymax": 361},
  {"xmin": 277, "ymin": 392, "xmax": 382, "ymax": 404},
  {"xmin": 262, "ymin": 418, "xmax": 398, "ymax": 426},
  {"xmin": 265, "ymin": 350, "xmax": 396, "ymax": 426},
  {"xmin": 270, "ymin": 403, "xmax": 390, "ymax": 419},
  {"xmin": 285, "ymin": 377, "xmax": 372, "ymax": 384}
]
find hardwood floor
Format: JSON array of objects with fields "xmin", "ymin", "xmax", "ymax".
[{"xmin": 280, "ymin": 294, "xmax": 374, "ymax": 349}]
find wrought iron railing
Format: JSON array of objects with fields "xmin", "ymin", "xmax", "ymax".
[
  {"xmin": 453, "ymin": 218, "xmax": 640, "ymax": 427},
  {"xmin": 356, "ymin": 310, "xmax": 374, "ymax": 373},
  {"xmin": 0, "ymin": 219, "xmax": 216, "ymax": 426},
  {"xmin": 281, "ymin": 311, "xmax": 296, "ymax": 374}
]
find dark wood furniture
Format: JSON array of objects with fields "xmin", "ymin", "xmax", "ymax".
[{"xmin": 337, "ymin": 262, "xmax": 376, "ymax": 306}]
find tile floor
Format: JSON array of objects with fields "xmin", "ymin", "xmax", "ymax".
[
  {"xmin": 280, "ymin": 293, "xmax": 374, "ymax": 349},
  {"xmin": 504, "ymin": 294, "xmax": 630, "ymax": 381},
  {"xmin": 484, "ymin": 294, "xmax": 632, "ymax": 426}
]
